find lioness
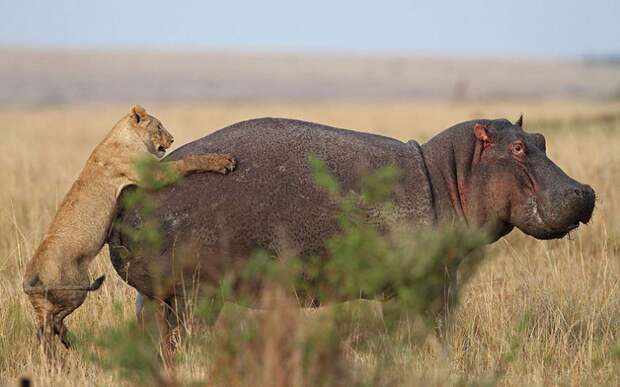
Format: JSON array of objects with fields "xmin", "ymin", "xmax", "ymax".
[{"xmin": 22, "ymin": 105, "xmax": 236, "ymax": 351}]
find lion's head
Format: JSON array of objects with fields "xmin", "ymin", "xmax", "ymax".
[{"xmin": 128, "ymin": 104, "xmax": 174, "ymax": 158}]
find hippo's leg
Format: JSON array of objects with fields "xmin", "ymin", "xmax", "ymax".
[
  {"xmin": 135, "ymin": 292, "xmax": 160, "ymax": 328},
  {"xmin": 157, "ymin": 301, "xmax": 173, "ymax": 368},
  {"xmin": 135, "ymin": 292, "xmax": 145, "ymax": 323},
  {"xmin": 157, "ymin": 296, "xmax": 187, "ymax": 368}
]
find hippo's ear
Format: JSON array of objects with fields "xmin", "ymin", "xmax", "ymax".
[
  {"xmin": 474, "ymin": 123, "xmax": 494, "ymax": 144},
  {"xmin": 515, "ymin": 114, "xmax": 523, "ymax": 127},
  {"xmin": 129, "ymin": 104, "xmax": 148, "ymax": 124}
]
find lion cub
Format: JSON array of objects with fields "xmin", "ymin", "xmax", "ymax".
[{"xmin": 23, "ymin": 105, "xmax": 235, "ymax": 350}]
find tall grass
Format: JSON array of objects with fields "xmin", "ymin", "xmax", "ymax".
[
  {"xmin": 1, "ymin": 100, "xmax": 619, "ymax": 386},
  {"xmin": 85, "ymin": 159, "xmax": 489, "ymax": 387}
]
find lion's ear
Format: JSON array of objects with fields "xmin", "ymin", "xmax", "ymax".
[{"xmin": 129, "ymin": 104, "xmax": 148, "ymax": 124}]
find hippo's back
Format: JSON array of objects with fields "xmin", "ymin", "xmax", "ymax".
[
  {"xmin": 110, "ymin": 118, "xmax": 433, "ymax": 295},
  {"xmin": 174, "ymin": 117, "xmax": 412, "ymax": 171}
]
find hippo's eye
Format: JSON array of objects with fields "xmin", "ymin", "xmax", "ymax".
[{"xmin": 512, "ymin": 142, "xmax": 525, "ymax": 157}]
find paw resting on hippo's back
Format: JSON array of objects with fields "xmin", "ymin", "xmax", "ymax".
[
  {"xmin": 215, "ymin": 154, "xmax": 237, "ymax": 174},
  {"xmin": 187, "ymin": 154, "xmax": 236, "ymax": 174}
]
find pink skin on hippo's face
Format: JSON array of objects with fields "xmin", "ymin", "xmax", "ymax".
[{"xmin": 466, "ymin": 118, "xmax": 595, "ymax": 240}]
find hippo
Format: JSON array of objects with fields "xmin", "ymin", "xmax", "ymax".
[{"xmin": 108, "ymin": 116, "xmax": 595, "ymax": 348}]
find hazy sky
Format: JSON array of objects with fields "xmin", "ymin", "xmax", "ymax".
[{"xmin": 1, "ymin": 0, "xmax": 618, "ymax": 57}]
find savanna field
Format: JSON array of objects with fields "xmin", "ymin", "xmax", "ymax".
[{"xmin": 1, "ymin": 100, "xmax": 619, "ymax": 386}]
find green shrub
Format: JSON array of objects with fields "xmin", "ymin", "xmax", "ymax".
[{"xmin": 84, "ymin": 155, "xmax": 490, "ymax": 387}]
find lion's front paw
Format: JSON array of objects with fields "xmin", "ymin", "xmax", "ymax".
[
  {"xmin": 215, "ymin": 154, "xmax": 236, "ymax": 174},
  {"xmin": 185, "ymin": 154, "xmax": 237, "ymax": 175},
  {"xmin": 204, "ymin": 153, "xmax": 236, "ymax": 174}
]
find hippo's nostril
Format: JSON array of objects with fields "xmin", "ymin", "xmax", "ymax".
[
  {"xmin": 574, "ymin": 188, "xmax": 586, "ymax": 198},
  {"xmin": 579, "ymin": 186, "xmax": 596, "ymax": 203},
  {"xmin": 570, "ymin": 185, "xmax": 594, "ymax": 200}
]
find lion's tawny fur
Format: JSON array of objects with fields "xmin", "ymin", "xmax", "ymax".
[{"xmin": 23, "ymin": 105, "xmax": 235, "ymax": 349}]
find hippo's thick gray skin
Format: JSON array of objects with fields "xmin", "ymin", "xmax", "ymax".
[{"xmin": 109, "ymin": 117, "xmax": 595, "ymax": 322}]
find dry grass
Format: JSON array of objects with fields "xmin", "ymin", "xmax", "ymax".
[{"xmin": 1, "ymin": 99, "xmax": 619, "ymax": 386}]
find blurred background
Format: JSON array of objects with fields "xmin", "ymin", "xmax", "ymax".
[
  {"xmin": 1, "ymin": 0, "xmax": 619, "ymax": 105},
  {"xmin": 2, "ymin": 2, "xmax": 620, "ymax": 385}
]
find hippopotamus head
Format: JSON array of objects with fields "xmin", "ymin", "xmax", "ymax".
[{"xmin": 421, "ymin": 116, "xmax": 595, "ymax": 241}]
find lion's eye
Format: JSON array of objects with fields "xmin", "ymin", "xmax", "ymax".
[{"xmin": 512, "ymin": 142, "xmax": 525, "ymax": 156}]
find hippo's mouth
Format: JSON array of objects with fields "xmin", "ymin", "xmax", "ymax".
[
  {"xmin": 520, "ymin": 221, "xmax": 581, "ymax": 240},
  {"xmin": 538, "ymin": 223, "xmax": 579, "ymax": 240},
  {"xmin": 516, "ymin": 196, "xmax": 592, "ymax": 240}
]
